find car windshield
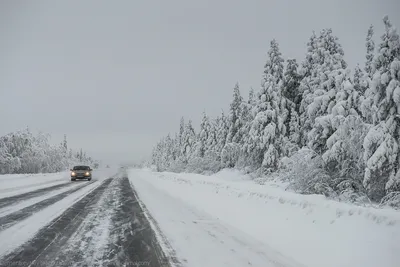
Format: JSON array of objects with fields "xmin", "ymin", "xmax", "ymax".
[{"xmin": 73, "ymin": 166, "xmax": 90, "ymax": 170}]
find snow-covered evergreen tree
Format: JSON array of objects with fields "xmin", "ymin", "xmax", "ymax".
[
  {"xmin": 226, "ymin": 83, "xmax": 243, "ymax": 144},
  {"xmin": 248, "ymin": 87, "xmax": 256, "ymax": 106},
  {"xmin": 321, "ymin": 77, "xmax": 369, "ymax": 199},
  {"xmin": 214, "ymin": 112, "xmax": 229, "ymax": 159},
  {"xmin": 308, "ymin": 69, "xmax": 362, "ymax": 154},
  {"xmin": 353, "ymin": 64, "xmax": 366, "ymax": 95},
  {"xmin": 282, "ymin": 58, "xmax": 302, "ymax": 152},
  {"xmin": 365, "ymin": 24, "xmax": 375, "ymax": 76},
  {"xmin": 245, "ymin": 39, "xmax": 287, "ymax": 170},
  {"xmin": 299, "ymin": 29, "xmax": 347, "ymax": 148},
  {"xmin": 173, "ymin": 132, "xmax": 179, "ymax": 161},
  {"xmin": 238, "ymin": 89, "xmax": 258, "ymax": 167},
  {"xmin": 181, "ymin": 120, "xmax": 197, "ymax": 163},
  {"xmin": 361, "ymin": 16, "xmax": 400, "ymax": 201},
  {"xmin": 300, "ymin": 29, "xmax": 348, "ymax": 153},
  {"xmin": 222, "ymin": 83, "xmax": 245, "ymax": 167},
  {"xmin": 151, "ymin": 139, "xmax": 163, "ymax": 171},
  {"xmin": 165, "ymin": 134, "xmax": 175, "ymax": 168},
  {"xmin": 241, "ymin": 90, "xmax": 254, "ymax": 128},
  {"xmin": 287, "ymin": 107, "xmax": 301, "ymax": 151},
  {"xmin": 179, "ymin": 117, "xmax": 185, "ymax": 147},
  {"xmin": 283, "ymin": 58, "xmax": 302, "ymax": 108},
  {"xmin": 240, "ymin": 89, "xmax": 256, "ymax": 143},
  {"xmin": 196, "ymin": 112, "xmax": 212, "ymax": 158},
  {"xmin": 358, "ymin": 25, "xmax": 376, "ymax": 123}
]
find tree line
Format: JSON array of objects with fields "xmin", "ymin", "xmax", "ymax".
[
  {"xmin": 0, "ymin": 128, "xmax": 99, "ymax": 174},
  {"xmin": 151, "ymin": 16, "xmax": 400, "ymax": 206}
]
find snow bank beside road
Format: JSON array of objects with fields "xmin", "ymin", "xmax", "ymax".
[{"xmin": 129, "ymin": 168, "xmax": 400, "ymax": 267}]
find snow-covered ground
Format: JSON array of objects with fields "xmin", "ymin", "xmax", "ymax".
[{"xmin": 129, "ymin": 168, "xmax": 400, "ymax": 267}]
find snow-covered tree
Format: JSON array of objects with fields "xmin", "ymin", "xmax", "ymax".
[
  {"xmin": 324, "ymin": 114, "xmax": 370, "ymax": 200},
  {"xmin": 173, "ymin": 132, "xmax": 180, "ymax": 161},
  {"xmin": 300, "ymin": 29, "xmax": 348, "ymax": 152},
  {"xmin": 214, "ymin": 112, "xmax": 229, "ymax": 159},
  {"xmin": 0, "ymin": 129, "xmax": 97, "ymax": 174},
  {"xmin": 151, "ymin": 139, "xmax": 163, "ymax": 171},
  {"xmin": 237, "ymin": 89, "xmax": 258, "ymax": 168},
  {"xmin": 308, "ymin": 69, "xmax": 362, "ymax": 154},
  {"xmin": 180, "ymin": 120, "xmax": 197, "ymax": 163},
  {"xmin": 205, "ymin": 119, "xmax": 218, "ymax": 157},
  {"xmin": 283, "ymin": 58, "xmax": 302, "ymax": 108},
  {"xmin": 196, "ymin": 112, "xmax": 212, "ymax": 158},
  {"xmin": 361, "ymin": 16, "xmax": 400, "ymax": 201},
  {"xmin": 152, "ymin": 135, "xmax": 176, "ymax": 172},
  {"xmin": 241, "ymin": 89, "xmax": 254, "ymax": 127},
  {"xmin": 299, "ymin": 29, "xmax": 348, "ymax": 148},
  {"xmin": 226, "ymin": 83, "xmax": 244, "ymax": 144},
  {"xmin": 282, "ymin": 58, "xmax": 303, "ymax": 152},
  {"xmin": 240, "ymin": 89, "xmax": 256, "ymax": 144},
  {"xmin": 245, "ymin": 39, "xmax": 287, "ymax": 170},
  {"xmin": 287, "ymin": 107, "xmax": 301, "ymax": 152},
  {"xmin": 248, "ymin": 87, "xmax": 256, "ymax": 106},
  {"xmin": 365, "ymin": 25, "xmax": 375, "ymax": 76},
  {"xmin": 353, "ymin": 64, "xmax": 366, "ymax": 95},
  {"xmin": 179, "ymin": 117, "xmax": 185, "ymax": 147},
  {"xmin": 222, "ymin": 83, "xmax": 245, "ymax": 167},
  {"xmin": 298, "ymin": 33, "xmax": 318, "ymax": 147},
  {"xmin": 357, "ymin": 25, "xmax": 376, "ymax": 122}
]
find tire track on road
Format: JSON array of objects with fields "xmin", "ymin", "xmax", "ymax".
[
  {"xmin": 103, "ymin": 177, "xmax": 175, "ymax": 267},
  {"xmin": 0, "ymin": 182, "xmax": 72, "ymax": 210},
  {"xmin": 38, "ymin": 177, "xmax": 122, "ymax": 267},
  {"xmin": 0, "ymin": 178, "xmax": 113, "ymax": 267},
  {"xmin": 129, "ymin": 179, "xmax": 182, "ymax": 267},
  {"xmin": 0, "ymin": 181, "xmax": 95, "ymax": 231}
]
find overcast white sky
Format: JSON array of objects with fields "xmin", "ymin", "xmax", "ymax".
[{"xmin": 0, "ymin": 0, "xmax": 399, "ymax": 165}]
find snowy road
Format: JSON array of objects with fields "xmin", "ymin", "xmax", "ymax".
[
  {"xmin": 2, "ymin": 169, "xmax": 399, "ymax": 267},
  {"xmin": 0, "ymin": 170, "xmax": 172, "ymax": 267}
]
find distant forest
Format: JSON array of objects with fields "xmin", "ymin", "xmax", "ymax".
[{"xmin": 0, "ymin": 128, "xmax": 99, "ymax": 174}]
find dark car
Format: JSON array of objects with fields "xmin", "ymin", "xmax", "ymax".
[{"xmin": 70, "ymin": 165, "xmax": 93, "ymax": 181}]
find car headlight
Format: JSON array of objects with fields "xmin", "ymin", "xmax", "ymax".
[
  {"xmin": 85, "ymin": 172, "xmax": 90, "ymax": 176},
  {"xmin": 71, "ymin": 172, "xmax": 76, "ymax": 176}
]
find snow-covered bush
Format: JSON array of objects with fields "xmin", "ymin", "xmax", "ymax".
[
  {"xmin": 322, "ymin": 115, "xmax": 370, "ymax": 201},
  {"xmin": 168, "ymin": 159, "xmax": 186, "ymax": 173},
  {"xmin": 285, "ymin": 148, "xmax": 335, "ymax": 197},
  {"xmin": 221, "ymin": 143, "xmax": 240, "ymax": 168},
  {"xmin": 337, "ymin": 180, "xmax": 370, "ymax": 204},
  {"xmin": 186, "ymin": 153, "xmax": 221, "ymax": 175},
  {"xmin": 380, "ymin": 191, "xmax": 400, "ymax": 210}
]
